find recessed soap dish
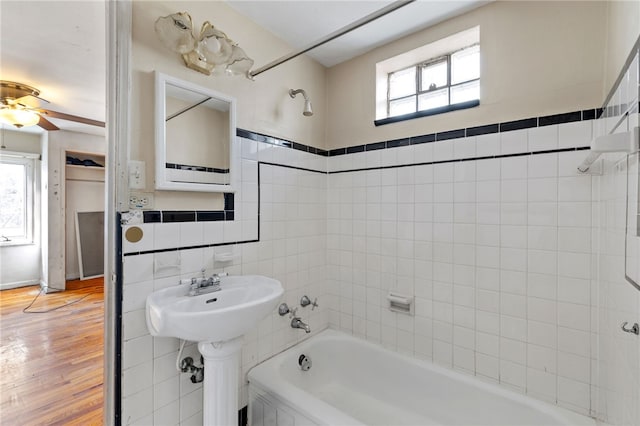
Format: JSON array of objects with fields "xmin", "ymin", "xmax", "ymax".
[
  {"xmin": 387, "ymin": 292, "xmax": 414, "ymax": 315},
  {"xmin": 214, "ymin": 252, "xmax": 239, "ymax": 262}
]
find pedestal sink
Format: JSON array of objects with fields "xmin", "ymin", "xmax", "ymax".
[{"xmin": 146, "ymin": 275, "xmax": 283, "ymax": 426}]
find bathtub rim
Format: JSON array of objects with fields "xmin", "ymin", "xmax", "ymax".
[{"xmin": 248, "ymin": 328, "xmax": 596, "ymax": 426}]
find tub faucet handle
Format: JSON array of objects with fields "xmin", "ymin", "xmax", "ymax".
[
  {"xmin": 300, "ymin": 295, "xmax": 318, "ymax": 310},
  {"xmin": 621, "ymin": 322, "xmax": 639, "ymax": 335},
  {"xmin": 278, "ymin": 303, "xmax": 297, "ymax": 318}
]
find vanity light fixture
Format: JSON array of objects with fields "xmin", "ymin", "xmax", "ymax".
[
  {"xmin": 289, "ymin": 89, "xmax": 313, "ymax": 117},
  {"xmin": 155, "ymin": 12, "xmax": 254, "ymax": 79}
]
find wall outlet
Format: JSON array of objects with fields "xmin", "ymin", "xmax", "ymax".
[{"xmin": 129, "ymin": 192, "xmax": 154, "ymax": 210}]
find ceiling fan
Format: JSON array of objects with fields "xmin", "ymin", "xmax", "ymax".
[{"xmin": 0, "ymin": 80, "xmax": 105, "ymax": 131}]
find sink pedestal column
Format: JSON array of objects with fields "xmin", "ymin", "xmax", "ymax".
[{"xmin": 198, "ymin": 337, "xmax": 243, "ymax": 426}]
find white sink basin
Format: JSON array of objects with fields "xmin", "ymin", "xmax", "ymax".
[{"xmin": 146, "ymin": 275, "xmax": 283, "ymax": 343}]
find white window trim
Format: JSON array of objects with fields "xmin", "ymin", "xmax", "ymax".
[
  {"xmin": 0, "ymin": 151, "xmax": 38, "ymax": 246},
  {"xmin": 386, "ymin": 44, "xmax": 480, "ymax": 117},
  {"xmin": 375, "ymin": 26, "xmax": 480, "ymax": 121}
]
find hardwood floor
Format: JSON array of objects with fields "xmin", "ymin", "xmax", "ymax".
[{"xmin": 0, "ymin": 278, "xmax": 104, "ymax": 425}]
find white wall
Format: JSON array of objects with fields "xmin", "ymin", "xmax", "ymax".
[
  {"xmin": 0, "ymin": 130, "xmax": 43, "ymax": 289},
  {"xmin": 326, "ymin": 1, "xmax": 607, "ymax": 149}
]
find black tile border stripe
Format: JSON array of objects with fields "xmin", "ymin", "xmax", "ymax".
[
  {"xmin": 237, "ymin": 128, "xmax": 329, "ymax": 157},
  {"xmin": 137, "ymin": 194, "xmax": 235, "ymax": 224},
  {"xmin": 328, "ymin": 146, "xmax": 590, "ymax": 175},
  {"xmin": 166, "ymin": 163, "xmax": 230, "ymax": 174},
  {"xmin": 260, "ymin": 161, "xmax": 326, "ymax": 175},
  {"xmin": 138, "ymin": 209, "xmax": 235, "ymax": 224},
  {"xmin": 114, "ymin": 213, "xmax": 123, "ymax": 425},
  {"xmin": 123, "ymin": 239, "xmax": 261, "ymax": 257},
  {"xmin": 237, "ymin": 107, "xmax": 598, "ymax": 159},
  {"xmin": 499, "ymin": 117, "xmax": 537, "ymax": 132}
]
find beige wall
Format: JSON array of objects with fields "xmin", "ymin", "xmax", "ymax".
[
  {"xmin": 165, "ymin": 97, "xmax": 229, "ymax": 169},
  {"xmin": 131, "ymin": 1, "xmax": 327, "ymax": 209},
  {"xmin": 603, "ymin": 0, "xmax": 640, "ymax": 99},
  {"xmin": 0, "ymin": 129, "xmax": 41, "ymax": 154},
  {"xmin": 325, "ymin": 1, "xmax": 607, "ymax": 149}
]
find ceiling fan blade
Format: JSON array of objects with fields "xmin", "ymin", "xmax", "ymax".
[
  {"xmin": 43, "ymin": 109, "xmax": 105, "ymax": 128},
  {"xmin": 37, "ymin": 115, "xmax": 59, "ymax": 131},
  {"xmin": 15, "ymin": 94, "xmax": 49, "ymax": 107}
]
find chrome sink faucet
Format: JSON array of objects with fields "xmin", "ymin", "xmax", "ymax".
[{"xmin": 188, "ymin": 271, "xmax": 227, "ymax": 296}]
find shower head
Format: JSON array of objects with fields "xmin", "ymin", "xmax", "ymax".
[{"xmin": 289, "ymin": 88, "xmax": 313, "ymax": 117}]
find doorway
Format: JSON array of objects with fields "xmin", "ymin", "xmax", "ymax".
[{"xmin": 0, "ymin": 136, "xmax": 108, "ymax": 424}]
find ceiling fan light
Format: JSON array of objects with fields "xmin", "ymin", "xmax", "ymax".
[{"xmin": 0, "ymin": 107, "xmax": 40, "ymax": 128}]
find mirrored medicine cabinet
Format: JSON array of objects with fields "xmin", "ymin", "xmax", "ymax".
[{"xmin": 155, "ymin": 71, "xmax": 238, "ymax": 192}]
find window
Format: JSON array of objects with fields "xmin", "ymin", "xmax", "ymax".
[
  {"xmin": 0, "ymin": 155, "xmax": 35, "ymax": 245},
  {"xmin": 387, "ymin": 44, "xmax": 480, "ymax": 119}
]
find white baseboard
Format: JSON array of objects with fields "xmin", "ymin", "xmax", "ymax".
[{"xmin": 0, "ymin": 279, "xmax": 40, "ymax": 291}]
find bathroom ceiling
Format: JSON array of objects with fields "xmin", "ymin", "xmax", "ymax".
[{"xmin": 226, "ymin": 0, "xmax": 490, "ymax": 67}]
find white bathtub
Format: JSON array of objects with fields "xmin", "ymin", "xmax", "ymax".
[{"xmin": 248, "ymin": 330, "xmax": 596, "ymax": 426}]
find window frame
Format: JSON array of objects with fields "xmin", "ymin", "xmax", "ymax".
[
  {"xmin": 385, "ymin": 43, "xmax": 480, "ymax": 119},
  {"xmin": 0, "ymin": 154, "xmax": 36, "ymax": 246}
]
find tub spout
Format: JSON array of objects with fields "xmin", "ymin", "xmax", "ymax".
[{"xmin": 291, "ymin": 317, "xmax": 310, "ymax": 333}]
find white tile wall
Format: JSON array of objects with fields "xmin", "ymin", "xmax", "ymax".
[
  {"xmin": 121, "ymin": 77, "xmax": 640, "ymax": 424},
  {"xmin": 120, "ymin": 141, "xmax": 328, "ymax": 425},
  {"xmin": 326, "ymin": 119, "xmax": 599, "ymax": 417},
  {"xmin": 593, "ymin": 49, "xmax": 640, "ymax": 426}
]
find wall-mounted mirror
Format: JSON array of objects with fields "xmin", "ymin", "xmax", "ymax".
[{"xmin": 155, "ymin": 71, "xmax": 237, "ymax": 192}]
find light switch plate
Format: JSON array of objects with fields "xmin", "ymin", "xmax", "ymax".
[{"xmin": 128, "ymin": 160, "xmax": 146, "ymax": 189}]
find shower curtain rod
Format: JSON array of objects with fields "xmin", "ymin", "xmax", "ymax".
[{"xmin": 248, "ymin": 0, "xmax": 416, "ymax": 78}]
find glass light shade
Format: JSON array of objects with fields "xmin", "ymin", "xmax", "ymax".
[
  {"xmin": 155, "ymin": 12, "xmax": 196, "ymax": 54},
  {"xmin": 225, "ymin": 45, "xmax": 254, "ymax": 77},
  {"xmin": 0, "ymin": 108, "xmax": 40, "ymax": 128},
  {"xmin": 199, "ymin": 22, "xmax": 233, "ymax": 65},
  {"xmin": 155, "ymin": 12, "xmax": 253, "ymax": 78}
]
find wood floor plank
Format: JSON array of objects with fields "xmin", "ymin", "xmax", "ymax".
[{"xmin": 0, "ymin": 281, "xmax": 104, "ymax": 425}]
